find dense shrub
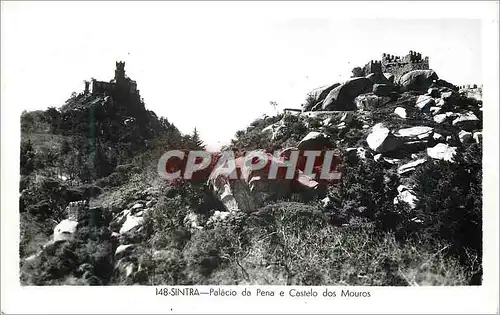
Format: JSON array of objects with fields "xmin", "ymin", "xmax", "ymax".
[
  {"xmin": 339, "ymin": 157, "xmax": 399, "ymax": 222},
  {"xmin": 410, "ymin": 145, "xmax": 482, "ymax": 282}
]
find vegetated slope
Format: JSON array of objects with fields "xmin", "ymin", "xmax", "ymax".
[{"xmin": 20, "ymin": 66, "xmax": 483, "ymax": 286}]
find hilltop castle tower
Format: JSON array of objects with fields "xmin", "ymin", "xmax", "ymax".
[
  {"xmin": 87, "ymin": 61, "xmax": 140, "ymax": 98},
  {"xmin": 115, "ymin": 61, "xmax": 126, "ymax": 85}
]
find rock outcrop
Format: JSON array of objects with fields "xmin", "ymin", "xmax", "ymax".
[
  {"xmin": 322, "ymin": 78, "xmax": 373, "ymax": 111},
  {"xmin": 366, "ymin": 123, "xmax": 403, "ymax": 153},
  {"xmin": 399, "ymin": 70, "xmax": 439, "ymax": 92}
]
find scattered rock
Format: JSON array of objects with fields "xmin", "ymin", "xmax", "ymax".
[
  {"xmin": 346, "ymin": 147, "xmax": 369, "ymax": 162},
  {"xmin": 427, "ymin": 87, "xmax": 439, "ymax": 98},
  {"xmin": 354, "ymin": 94, "xmax": 389, "ymax": 110},
  {"xmin": 119, "ymin": 215, "xmax": 144, "ymax": 234},
  {"xmin": 207, "ymin": 211, "xmax": 231, "ymax": 225},
  {"xmin": 394, "ymin": 107, "xmax": 407, "ymax": 119},
  {"xmin": 427, "ymin": 143, "xmax": 457, "ymax": 162},
  {"xmin": 321, "ymin": 196, "xmax": 330, "ymax": 208},
  {"xmin": 441, "ymin": 90, "xmax": 458, "ymax": 101},
  {"xmin": 115, "ymin": 244, "xmax": 135, "ymax": 259},
  {"xmin": 433, "ymin": 133, "xmax": 444, "ymax": 142},
  {"xmin": 396, "ymin": 126, "xmax": 434, "ymax": 140},
  {"xmin": 473, "ymin": 131, "xmax": 482, "ymax": 144},
  {"xmin": 297, "ymin": 132, "xmax": 331, "ymax": 151},
  {"xmin": 433, "ymin": 112, "xmax": 459, "ymax": 124},
  {"xmin": 452, "ymin": 112, "xmax": 480, "ymax": 131},
  {"xmin": 366, "ymin": 123, "xmax": 403, "ymax": 153},
  {"xmin": 153, "ymin": 249, "xmax": 180, "ymax": 261},
  {"xmin": 383, "ymin": 157, "xmax": 401, "ymax": 165},
  {"xmin": 53, "ymin": 219, "xmax": 78, "ymax": 242},
  {"xmin": 398, "ymin": 159, "xmax": 427, "ymax": 175},
  {"xmin": 394, "ymin": 185, "xmax": 417, "ymax": 209},
  {"xmin": 458, "ymin": 130, "xmax": 473, "ymax": 144},
  {"xmin": 145, "ymin": 200, "xmax": 156, "ymax": 208},
  {"xmin": 184, "ymin": 212, "xmax": 203, "ymax": 230},
  {"xmin": 429, "ymin": 107, "xmax": 442, "ymax": 115},
  {"xmin": 415, "ymin": 95, "xmax": 435, "ymax": 112},
  {"xmin": 131, "ymin": 203, "xmax": 144, "ymax": 210}
]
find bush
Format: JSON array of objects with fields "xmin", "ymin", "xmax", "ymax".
[
  {"xmin": 410, "ymin": 155, "xmax": 482, "ymax": 281},
  {"xmin": 339, "ymin": 158, "xmax": 399, "ymax": 222}
]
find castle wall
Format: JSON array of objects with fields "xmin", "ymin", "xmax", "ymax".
[
  {"xmin": 88, "ymin": 62, "xmax": 141, "ymax": 99},
  {"xmin": 91, "ymin": 80, "xmax": 115, "ymax": 95},
  {"xmin": 363, "ymin": 60, "xmax": 382, "ymax": 75},
  {"xmin": 381, "ymin": 51, "xmax": 429, "ymax": 82}
]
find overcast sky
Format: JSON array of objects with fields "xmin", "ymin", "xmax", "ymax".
[{"xmin": 1, "ymin": 2, "xmax": 486, "ymax": 151}]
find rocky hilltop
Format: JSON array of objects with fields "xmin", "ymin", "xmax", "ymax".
[{"xmin": 20, "ymin": 53, "xmax": 482, "ymax": 286}]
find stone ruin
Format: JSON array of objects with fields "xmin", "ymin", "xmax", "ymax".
[
  {"xmin": 359, "ymin": 50, "xmax": 430, "ymax": 82},
  {"xmin": 83, "ymin": 61, "xmax": 141, "ymax": 100}
]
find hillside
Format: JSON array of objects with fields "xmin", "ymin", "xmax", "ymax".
[{"xmin": 19, "ymin": 55, "xmax": 483, "ymax": 286}]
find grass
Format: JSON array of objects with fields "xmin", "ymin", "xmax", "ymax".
[{"xmin": 141, "ymin": 199, "xmax": 471, "ymax": 286}]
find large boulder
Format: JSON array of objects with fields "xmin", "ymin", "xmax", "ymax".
[
  {"xmin": 403, "ymin": 140, "xmax": 430, "ymax": 153},
  {"xmin": 322, "ymin": 78, "xmax": 373, "ymax": 111},
  {"xmin": 435, "ymin": 79, "xmax": 459, "ymax": 91},
  {"xmin": 458, "ymin": 130, "xmax": 473, "ymax": 144},
  {"xmin": 395, "ymin": 126, "xmax": 434, "ymax": 141},
  {"xmin": 427, "ymin": 143, "xmax": 457, "ymax": 162},
  {"xmin": 354, "ymin": 94, "xmax": 390, "ymax": 110},
  {"xmin": 366, "ymin": 123, "xmax": 403, "ymax": 153},
  {"xmin": 393, "ymin": 185, "xmax": 418, "ymax": 209},
  {"xmin": 366, "ymin": 73, "xmax": 391, "ymax": 85},
  {"xmin": 119, "ymin": 215, "xmax": 144, "ymax": 234},
  {"xmin": 397, "ymin": 159, "xmax": 427, "ymax": 176},
  {"xmin": 415, "ymin": 95, "xmax": 435, "ymax": 112},
  {"xmin": 208, "ymin": 153, "xmax": 319, "ymax": 213},
  {"xmin": 303, "ymin": 83, "xmax": 341, "ymax": 111},
  {"xmin": 53, "ymin": 219, "xmax": 78, "ymax": 241},
  {"xmin": 399, "ymin": 70, "xmax": 439, "ymax": 92},
  {"xmin": 433, "ymin": 112, "xmax": 459, "ymax": 124},
  {"xmin": 452, "ymin": 112, "xmax": 480, "ymax": 131},
  {"xmin": 297, "ymin": 132, "xmax": 331, "ymax": 151},
  {"xmin": 394, "ymin": 107, "xmax": 407, "ymax": 119},
  {"xmin": 373, "ymin": 83, "xmax": 396, "ymax": 97},
  {"xmin": 384, "ymin": 73, "xmax": 395, "ymax": 83}
]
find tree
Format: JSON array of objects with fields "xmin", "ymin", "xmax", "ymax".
[
  {"xmin": 189, "ymin": 127, "xmax": 205, "ymax": 150},
  {"xmin": 20, "ymin": 140, "xmax": 36, "ymax": 175}
]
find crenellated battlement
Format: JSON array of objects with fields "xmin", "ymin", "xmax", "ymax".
[
  {"xmin": 381, "ymin": 50, "xmax": 429, "ymax": 81},
  {"xmin": 458, "ymin": 84, "xmax": 482, "ymax": 90},
  {"xmin": 87, "ymin": 61, "xmax": 141, "ymax": 99},
  {"xmin": 360, "ymin": 50, "xmax": 429, "ymax": 81},
  {"xmin": 363, "ymin": 60, "xmax": 382, "ymax": 75}
]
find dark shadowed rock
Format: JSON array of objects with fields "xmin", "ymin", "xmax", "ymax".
[
  {"xmin": 322, "ymin": 78, "xmax": 373, "ymax": 111},
  {"xmin": 366, "ymin": 73, "xmax": 391, "ymax": 85},
  {"xmin": 452, "ymin": 112, "xmax": 480, "ymax": 131},
  {"xmin": 384, "ymin": 73, "xmax": 395, "ymax": 83},
  {"xmin": 297, "ymin": 132, "xmax": 331, "ymax": 151},
  {"xmin": 304, "ymin": 83, "xmax": 341, "ymax": 111},
  {"xmin": 373, "ymin": 84, "xmax": 396, "ymax": 96}
]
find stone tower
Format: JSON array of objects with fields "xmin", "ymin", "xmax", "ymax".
[{"xmin": 115, "ymin": 61, "xmax": 126, "ymax": 85}]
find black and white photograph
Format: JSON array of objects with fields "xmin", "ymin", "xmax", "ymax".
[{"xmin": 1, "ymin": 1, "xmax": 499, "ymax": 314}]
